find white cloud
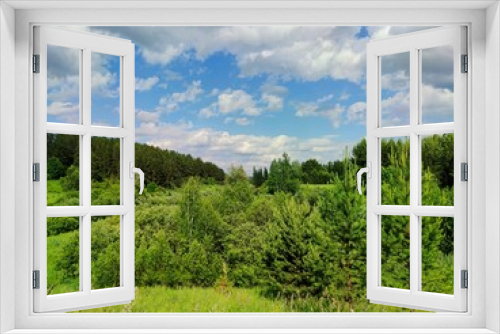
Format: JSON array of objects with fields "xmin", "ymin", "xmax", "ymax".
[
  {"xmin": 135, "ymin": 76, "xmax": 160, "ymax": 91},
  {"xmin": 199, "ymin": 104, "xmax": 218, "ymax": 119},
  {"xmin": 346, "ymin": 101, "xmax": 366, "ymax": 124},
  {"xmin": 200, "ymin": 87, "xmax": 285, "ymax": 119},
  {"xmin": 262, "ymin": 93, "xmax": 284, "ymax": 111},
  {"xmin": 84, "ymin": 26, "xmax": 372, "ymax": 83},
  {"xmin": 295, "ymin": 94, "xmax": 345, "ymax": 128},
  {"xmin": 379, "ymin": 84, "xmax": 453, "ymax": 126},
  {"xmin": 47, "ymin": 101, "xmax": 79, "ymax": 123},
  {"xmin": 218, "ymin": 89, "xmax": 261, "ymax": 116},
  {"xmin": 339, "ymin": 92, "xmax": 350, "ymax": 101},
  {"xmin": 421, "ymin": 84, "xmax": 453, "ymax": 119},
  {"xmin": 136, "ymin": 121, "xmax": 354, "ymax": 173},
  {"xmin": 77, "ymin": 26, "xmax": 439, "ymax": 86},
  {"xmin": 136, "ymin": 109, "xmax": 161, "ymax": 123},
  {"xmin": 157, "ymin": 80, "xmax": 204, "ymax": 113},
  {"xmin": 260, "ymin": 83, "xmax": 288, "ymax": 96},
  {"xmin": 225, "ymin": 117, "xmax": 253, "ymax": 126}
]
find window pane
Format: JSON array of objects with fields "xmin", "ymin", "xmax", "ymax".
[
  {"xmin": 381, "ymin": 137, "xmax": 410, "ymax": 205},
  {"xmin": 91, "ymin": 137, "xmax": 121, "ymax": 205},
  {"xmin": 47, "ymin": 44, "xmax": 80, "ymax": 124},
  {"xmin": 91, "ymin": 52, "xmax": 120, "ymax": 127},
  {"xmin": 91, "ymin": 216, "xmax": 121, "ymax": 290},
  {"xmin": 421, "ymin": 134, "xmax": 454, "ymax": 206},
  {"xmin": 421, "ymin": 216, "xmax": 454, "ymax": 294},
  {"xmin": 47, "ymin": 217, "xmax": 80, "ymax": 295},
  {"xmin": 380, "ymin": 52, "xmax": 410, "ymax": 127},
  {"xmin": 421, "ymin": 45, "xmax": 454, "ymax": 124},
  {"xmin": 47, "ymin": 133, "xmax": 80, "ymax": 206},
  {"xmin": 381, "ymin": 215, "xmax": 410, "ymax": 290}
]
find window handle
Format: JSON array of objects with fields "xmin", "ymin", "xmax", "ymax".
[
  {"xmin": 129, "ymin": 161, "xmax": 145, "ymax": 195},
  {"xmin": 357, "ymin": 162, "xmax": 371, "ymax": 195}
]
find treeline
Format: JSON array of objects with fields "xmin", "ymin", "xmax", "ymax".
[
  {"xmin": 51, "ymin": 136, "xmax": 455, "ymax": 311},
  {"xmin": 46, "ymin": 134, "xmax": 226, "ymax": 188},
  {"xmin": 253, "ymin": 135, "xmax": 454, "ymax": 189}
]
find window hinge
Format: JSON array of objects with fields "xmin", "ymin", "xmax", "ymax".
[
  {"xmin": 33, "ymin": 163, "xmax": 40, "ymax": 182},
  {"xmin": 33, "ymin": 270, "xmax": 40, "ymax": 289},
  {"xmin": 33, "ymin": 54, "xmax": 40, "ymax": 73},
  {"xmin": 461, "ymin": 270, "xmax": 468, "ymax": 289},
  {"xmin": 461, "ymin": 54, "xmax": 468, "ymax": 73},
  {"xmin": 461, "ymin": 162, "xmax": 468, "ymax": 181}
]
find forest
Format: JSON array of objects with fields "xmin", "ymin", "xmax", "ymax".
[{"xmin": 46, "ymin": 133, "xmax": 454, "ymax": 312}]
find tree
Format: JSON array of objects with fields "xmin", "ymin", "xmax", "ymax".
[
  {"xmin": 301, "ymin": 158, "xmax": 329, "ymax": 184},
  {"xmin": 263, "ymin": 193, "xmax": 331, "ymax": 298},
  {"xmin": 47, "ymin": 157, "xmax": 66, "ymax": 180},
  {"xmin": 252, "ymin": 167, "xmax": 266, "ymax": 187},
  {"xmin": 318, "ymin": 149, "xmax": 367, "ymax": 311},
  {"xmin": 266, "ymin": 153, "xmax": 301, "ymax": 194},
  {"xmin": 352, "ymin": 138, "xmax": 367, "ymax": 168}
]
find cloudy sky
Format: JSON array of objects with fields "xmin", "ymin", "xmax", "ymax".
[{"xmin": 47, "ymin": 26, "xmax": 454, "ymax": 172}]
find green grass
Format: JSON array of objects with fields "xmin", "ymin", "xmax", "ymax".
[
  {"xmin": 75, "ymin": 287, "xmax": 287, "ymax": 313},
  {"xmin": 47, "ymin": 230, "xmax": 79, "ymax": 295},
  {"xmin": 47, "ymin": 180, "xmax": 79, "ymax": 206},
  {"xmin": 300, "ymin": 184, "xmax": 336, "ymax": 189}
]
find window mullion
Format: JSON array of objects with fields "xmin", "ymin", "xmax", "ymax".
[
  {"xmin": 82, "ymin": 47, "xmax": 92, "ymax": 294},
  {"xmin": 409, "ymin": 47, "xmax": 420, "ymax": 294}
]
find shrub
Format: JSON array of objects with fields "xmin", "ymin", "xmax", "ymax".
[
  {"xmin": 61, "ymin": 165, "xmax": 79, "ymax": 191},
  {"xmin": 47, "ymin": 157, "xmax": 66, "ymax": 180}
]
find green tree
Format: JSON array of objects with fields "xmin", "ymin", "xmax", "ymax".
[
  {"xmin": 60, "ymin": 165, "xmax": 79, "ymax": 191},
  {"xmin": 266, "ymin": 153, "xmax": 301, "ymax": 194},
  {"xmin": 318, "ymin": 153, "xmax": 367, "ymax": 312},
  {"xmin": 263, "ymin": 193, "xmax": 331, "ymax": 298},
  {"xmin": 47, "ymin": 157, "xmax": 67, "ymax": 180}
]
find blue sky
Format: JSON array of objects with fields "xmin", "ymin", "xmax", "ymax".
[{"xmin": 47, "ymin": 26, "xmax": 453, "ymax": 172}]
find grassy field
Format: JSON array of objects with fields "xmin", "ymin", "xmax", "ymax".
[
  {"xmin": 46, "ymin": 179, "xmax": 443, "ymax": 313},
  {"xmin": 75, "ymin": 287, "xmax": 287, "ymax": 313}
]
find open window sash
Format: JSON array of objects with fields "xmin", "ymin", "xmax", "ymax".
[
  {"xmin": 33, "ymin": 26, "xmax": 136, "ymax": 312},
  {"xmin": 364, "ymin": 26, "xmax": 467, "ymax": 312}
]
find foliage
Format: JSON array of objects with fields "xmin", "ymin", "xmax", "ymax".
[
  {"xmin": 48, "ymin": 136, "xmax": 455, "ymax": 313},
  {"xmin": 318, "ymin": 153, "xmax": 367, "ymax": 312},
  {"xmin": 47, "ymin": 216, "xmax": 79, "ymax": 236},
  {"xmin": 60, "ymin": 165, "xmax": 79, "ymax": 191},
  {"xmin": 266, "ymin": 153, "xmax": 302, "ymax": 194},
  {"xmin": 47, "ymin": 157, "xmax": 66, "ymax": 180}
]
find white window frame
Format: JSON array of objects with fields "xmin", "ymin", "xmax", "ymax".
[
  {"xmin": 1, "ymin": 2, "xmax": 498, "ymax": 333},
  {"xmin": 33, "ymin": 26, "xmax": 136, "ymax": 313},
  {"xmin": 365, "ymin": 26, "xmax": 467, "ymax": 312}
]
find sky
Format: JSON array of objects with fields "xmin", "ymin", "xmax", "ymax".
[{"xmin": 46, "ymin": 26, "xmax": 454, "ymax": 173}]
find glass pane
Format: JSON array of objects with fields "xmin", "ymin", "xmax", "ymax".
[
  {"xmin": 381, "ymin": 215, "xmax": 410, "ymax": 290},
  {"xmin": 47, "ymin": 44, "xmax": 80, "ymax": 124},
  {"xmin": 91, "ymin": 137, "xmax": 121, "ymax": 205},
  {"xmin": 47, "ymin": 217, "xmax": 80, "ymax": 295},
  {"xmin": 381, "ymin": 136, "xmax": 410, "ymax": 205},
  {"xmin": 91, "ymin": 52, "xmax": 120, "ymax": 127},
  {"xmin": 421, "ymin": 134, "xmax": 454, "ymax": 206},
  {"xmin": 380, "ymin": 52, "xmax": 410, "ymax": 127},
  {"xmin": 91, "ymin": 216, "xmax": 121, "ymax": 290},
  {"xmin": 47, "ymin": 133, "xmax": 80, "ymax": 206},
  {"xmin": 421, "ymin": 45, "xmax": 454, "ymax": 124},
  {"xmin": 421, "ymin": 216, "xmax": 454, "ymax": 294}
]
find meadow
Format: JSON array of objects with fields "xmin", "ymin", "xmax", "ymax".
[{"xmin": 46, "ymin": 135, "xmax": 454, "ymax": 312}]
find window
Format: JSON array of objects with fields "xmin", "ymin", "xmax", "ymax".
[
  {"xmin": 32, "ymin": 24, "xmax": 466, "ymax": 315},
  {"xmin": 33, "ymin": 26, "xmax": 138, "ymax": 312},
  {"xmin": 364, "ymin": 26, "xmax": 467, "ymax": 312},
  {"xmin": 6, "ymin": 4, "xmax": 491, "ymax": 332}
]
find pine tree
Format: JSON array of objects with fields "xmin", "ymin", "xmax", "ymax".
[{"xmin": 318, "ymin": 148, "xmax": 366, "ymax": 311}]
